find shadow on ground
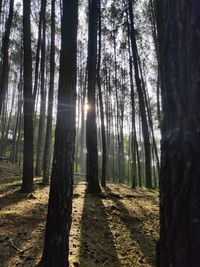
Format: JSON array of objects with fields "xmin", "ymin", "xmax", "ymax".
[
  {"xmin": 79, "ymin": 191, "xmax": 122, "ymax": 267},
  {"xmin": 105, "ymin": 186, "xmax": 157, "ymax": 266}
]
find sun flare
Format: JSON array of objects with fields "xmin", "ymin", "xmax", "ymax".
[{"xmin": 84, "ymin": 103, "xmax": 90, "ymax": 112}]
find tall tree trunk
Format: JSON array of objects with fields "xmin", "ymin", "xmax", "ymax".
[
  {"xmin": 128, "ymin": 0, "xmax": 152, "ymax": 188},
  {"xmin": 16, "ymin": 95, "xmax": 23, "ymax": 164},
  {"xmin": 156, "ymin": 1, "xmax": 200, "ymax": 266},
  {"xmin": 33, "ymin": 0, "xmax": 43, "ymax": 103},
  {"xmin": 10, "ymin": 87, "xmax": 21, "ymax": 162},
  {"xmin": 21, "ymin": 0, "xmax": 34, "ymax": 193},
  {"xmin": 97, "ymin": 0, "xmax": 107, "ymax": 187},
  {"xmin": 0, "ymin": 0, "xmax": 14, "ymax": 114},
  {"xmin": 149, "ymin": 0, "xmax": 161, "ymax": 128},
  {"xmin": 80, "ymin": 68, "xmax": 87, "ymax": 174},
  {"xmin": 105, "ymin": 68, "xmax": 111, "ymax": 180},
  {"xmin": 35, "ymin": 0, "xmax": 47, "ymax": 176},
  {"xmin": 138, "ymin": 56, "xmax": 160, "ymax": 174},
  {"xmin": 86, "ymin": 0, "xmax": 101, "ymax": 193},
  {"xmin": 127, "ymin": 20, "xmax": 137, "ymax": 188},
  {"xmin": 42, "ymin": 0, "xmax": 55, "ymax": 185},
  {"xmin": 40, "ymin": 1, "xmax": 78, "ymax": 266}
]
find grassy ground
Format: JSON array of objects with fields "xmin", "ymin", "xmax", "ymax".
[{"xmin": 0, "ymin": 162, "xmax": 159, "ymax": 267}]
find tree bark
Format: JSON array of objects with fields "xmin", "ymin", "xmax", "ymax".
[
  {"xmin": 128, "ymin": 0, "xmax": 152, "ymax": 188},
  {"xmin": 127, "ymin": 20, "xmax": 137, "ymax": 188},
  {"xmin": 156, "ymin": 1, "xmax": 200, "ymax": 266},
  {"xmin": 86, "ymin": 0, "xmax": 101, "ymax": 193},
  {"xmin": 42, "ymin": 0, "xmax": 55, "ymax": 185},
  {"xmin": 21, "ymin": 0, "xmax": 34, "ymax": 193},
  {"xmin": 97, "ymin": 0, "xmax": 107, "ymax": 187},
  {"xmin": 33, "ymin": 0, "xmax": 43, "ymax": 103},
  {"xmin": 35, "ymin": 0, "xmax": 47, "ymax": 176},
  {"xmin": 40, "ymin": 0, "xmax": 78, "ymax": 266},
  {"xmin": 0, "ymin": 0, "xmax": 14, "ymax": 114}
]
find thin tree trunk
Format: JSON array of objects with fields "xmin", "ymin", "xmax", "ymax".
[
  {"xmin": 138, "ymin": 56, "xmax": 160, "ymax": 174},
  {"xmin": 0, "ymin": 0, "xmax": 3, "ymax": 26},
  {"xmin": 127, "ymin": 21, "xmax": 137, "ymax": 188},
  {"xmin": 149, "ymin": 0, "xmax": 162, "ymax": 128},
  {"xmin": 35, "ymin": 0, "xmax": 47, "ymax": 176},
  {"xmin": 0, "ymin": 0, "xmax": 14, "ymax": 114},
  {"xmin": 97, "ymin": 0, "xmax": 107, "ymax": 187},
  {"xmin": 42, "ymin": 0, "xmax": 55, "ymax": 185},
  {"xmin": 10, "ymin": 43, "xmax": 23, "ymax": 163},
  {"xmin": 86, "ymin": 0, "xmax": 101, "ymax": 194},
  {"xmin": 0, "ymin": 93, "xmax": 8, "ymax": 154},
  {"xmin": 33, "ymin": 0, "xmax": 42, "ymax": 103},
  {"xmin": 128, "ymin": 0, "xmax": 152, "ymax": 188},
  {"xmin": 21, "ymin": 0, "xmax": 34, "ymax": 193},
  {"xmin": 2, "ymin": 79, "xmax": 16, "ymax": 155},
  {"xmin": 80, "ymin": 68, "xmax": 87, "ymax": 174},
  {"xmin": 16, "ymin": 94, "xmax": 23, "ymax": 164}
]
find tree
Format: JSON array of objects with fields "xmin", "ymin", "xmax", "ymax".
[
  {"xmin": 43, "ymin": 0, "xmax": 55, "ymax": 185},
  {"xmin": 35, "ymin": 0, "xmax": 47, "ymax": 176},
  {"xmin": 0, "ymin": 0, "xmax": 2, "ymax": 24},
  {"xmin": 156, "ymin": 1, "xmax": 200, "ymax": 266},
  {"xmin": 128, "ymin": 0, "xmax": 152, "ymax": 188},
  {"xmin": 21, "ymin": 0, "xmax": 34, "ymax": 193},
  {"xmin": 33, "ymin": 0, "xmax": 42, "ymax": 102},
  {"xmin": 86, "ymin": 0, "xmax": 101, "ymax": 193},
  {"xmin": 0, "ymin": 0, "xmax": 14, "ymax": 114},
  {"xmin": 97, "ymin": 0, "xmax": 107, "ymax": 187},
  {"xmin": 40, "ymin": 0, "xmax": 78, "ymax": 266},
  {"xmin": 127, "ymin": 18, "xmax": 137, "ymax": 188}
]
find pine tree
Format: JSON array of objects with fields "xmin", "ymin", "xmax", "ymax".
[
  {"xmin": 40, "ymin": 0, "xmax": 78, "ymax": 266},
  {"xmin": 21, "ymin": 0, "xmax": 34, "ymax": 193},
  {"xmin": 86, "ymin": 0, "xmax": 101, "ymax": 193}
]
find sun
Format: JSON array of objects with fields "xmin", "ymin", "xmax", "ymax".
[{"xmin": 84, "ymin": 103, "xmax": 90, "ymax": 112}]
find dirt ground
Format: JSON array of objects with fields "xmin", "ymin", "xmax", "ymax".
[{"xmin": 0, "ymin": 162, "xmax": 159, "ymax": 267}]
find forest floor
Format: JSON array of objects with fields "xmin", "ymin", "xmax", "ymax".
[{"xmin": 0, "ymin": 162, "xmax": 159, "ymax": 267}]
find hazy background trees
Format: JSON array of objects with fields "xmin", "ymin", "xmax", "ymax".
[{"xmin": 0, "ymin": 0, "xmax": 160, "ymax": 192}]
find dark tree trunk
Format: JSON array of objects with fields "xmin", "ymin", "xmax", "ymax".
[
  {"xmin": 21, "ymin": 0, "xmax": 34, "ymax": 193},
  {"xmin": 127, "ymin": 16, "xmax": 137, "ymax": 188},
  {"xmin": 128, "ymin": 0, "xmax": 152, "ymax": 188},
  {"xmin": 40, "ymin": 1, "xmax": 78, "ymax": 266},
  {"xmin": 137, "ymin": 56, "xmax": 160, "ymax": 175},
  {"xmin": 78, "ymin": 43, "xmax": 87, "ymax": 173},
  {"xmin": 97, "ymin": 0, "xmax": 107, "ymax": 187},
  {"xmin": 149, "ymin": 0, "xmax": 162, "ymax": 128},
  {"xmin": 80, "ymin": 68, "xmax": 87, "ymax": 174},
  {"xmin": 156, "ymin": 1, "xmax": 200, "ymax": 266},
  {"xmin": 16, "ymin": 98, "xmax": 23, "ymax": 164},
  {"xmin": 0, "ymin": 0, "xmax": 2, "ymax": 20},
  {"xmin": 35, "ymin": 0, "xmax": 47, "ymax": 176},
  {"xmin": 42, "ymin": 0, "xmax": 55, "ymax": 185},
  {"xmin": 113, "ymin": 34, "xmax": 121, "ymax": 182},
  {"xmin": 129, "ymin": 57, "xmax": 137, "ymax": 188},
  {"xmin": 0, "ymin": 0, "xmax": 14, "ymax": 114},
  {"xmin": 33, "ymin": 0, "xmax": 43, "ymax": 102},
  {"xmin": 86, "ymin": 0, "xmax": 101, "ymax": 193}
]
